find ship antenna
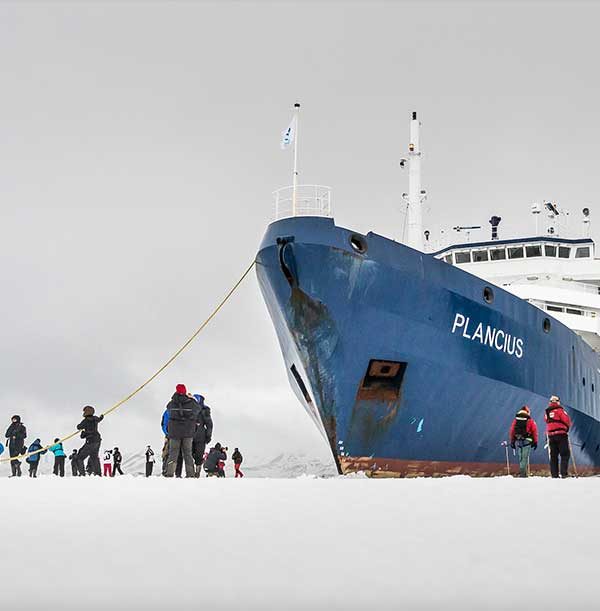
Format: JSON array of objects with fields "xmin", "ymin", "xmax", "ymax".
[{"xmin": 400, "ymin": 111, "xmax": 427, "ymax": 250}]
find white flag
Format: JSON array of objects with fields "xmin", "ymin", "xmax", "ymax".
[{"xmin": 280, "ymin": 115, "xmax": 297, "ymax": 150}]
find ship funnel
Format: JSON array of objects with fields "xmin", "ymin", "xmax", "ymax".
[{"xmin": 489, "ymin": 216, "xmax": 502, "ymax": 240}]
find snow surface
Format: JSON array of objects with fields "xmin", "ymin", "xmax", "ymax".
[{"xmin": 2, "ymin": 475, "xmax": 598, "ymax": 611}]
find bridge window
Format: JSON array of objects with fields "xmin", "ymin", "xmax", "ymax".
[
  {"xmin": 575, "ymin": 246, "xmax": 591, "ymax": 258},
  {"xmin": 558, "ymin": 246, "xmax": 571, "ymax": 258},
  {"xmin": 490, "ymin": 248, "xmax": 506, "ymax": 261},
  {"xmin": 546, "ymin": 305, "xmax": 563, "ymax": 312},
  {"xmin": 526, "ymin": 245, "xmax": 542, "ymax": 257},
  {"xmin": 566, "ymin": 308, "xmax": 583, "ymax": 316},
  {"xmin": 508, "ymin": 246, "xmax": 524, "ymax": 259},
  {"xmin": 444, "ymin": 254, "xmax": 453, "ymax": 264},
  {"xmin": 545, "ymin": 245, "xmax": 557, "ymax": 257},
  {"xmin": 472, "ymin": 249, "xmax": 489, "ymax": 262},
  {"xmin": 455, "ymin": 251, "xmax": 471, "ymax": 264}
]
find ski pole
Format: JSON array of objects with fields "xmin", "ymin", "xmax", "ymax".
[
  {"xmin": 501, "ymin": 441, "xmax": 510, "ymax": 476},
  {"xmin": 568, "ymin": 437, "xmax": 579, "ymax": 477}
]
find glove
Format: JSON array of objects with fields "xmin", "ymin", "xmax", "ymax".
[
  {"xmin": 510, "ymin": 442, "xmax": 515, "ymax": 449},
  {"xmin": 532, "ymin": 443, "xmax": 537, "ymax": 450}
]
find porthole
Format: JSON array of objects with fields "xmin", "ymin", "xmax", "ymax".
[
  {"xmin": 349, "ymin": 234, "xmax": 368, "ymax": 254},
  {"xmin": 543, "ymin": 318, "xmax": 551, "ymax": 333},
  {"xmin": 583, "ymin": 377, "xmax": 586, "ymax": 387},
  {"xmin": 592, "ymin": 383, "xmax": 595, "ymax": 392},
  {"xmin": 483, "ymin": 286, "xmax": 494, "ymax": 304}
]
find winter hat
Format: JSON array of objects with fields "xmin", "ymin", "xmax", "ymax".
[
  {"xmin": 54, "ymin": 438, "xmax": 60, "ymax": 443},
  {"xmin": 193, "ymin": 394, "xmax": 205, "ymax": 405},
  {"xmin": 215, "ymin": 442, "xmax": 222, "ymax": 450},
  {"xmin": 521, "ymin": 406, "xmax": 530, "ymax": 414},
  {"xmin": 11, "ymin": 415, "xmax": 21, "ymax": 423},
  {"xmin": 549, "ymin": 395, "xmax": 560, "ymax": 405},
  {"xmin": 83, "ymin": 405, "xmax": 95, "ymax": 417},
  {"xmin": 176, "ymin": 384, "xmax": 187, "ymax": 395}
]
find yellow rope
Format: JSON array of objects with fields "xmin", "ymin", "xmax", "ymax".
[{"xmin": 1, "ymin": 260, "xmax": 256, "ymax": 464}]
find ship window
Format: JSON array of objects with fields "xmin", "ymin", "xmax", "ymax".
[
  {"xmin": 558, "ymin": 246, "xmax": 571, "ymax": 258},
  {"xmin": 526, "ymin": 245, "xmax": 542, "ymax": 257},
  {"xmin": 508, "ymin": 247, "xmax": 524, "ymax": 259},
  {"xmin": 472, "ymin": 250, "xmax": 489, "ymax": 262},
  {"xmin": 575, "ymin": 246, "xmax": 591, "ymax": 258},
  {"xmin": 455, "ymin": 251, "xmax": 471, "ymax": 264},
  {"xmin": 349, "ymin": 234, "xmax": 368, "ymax": 254},
  {"xmin": 583, "ymin": 377, "xmax": 586, "ymax": 387},
  {"xmin": 543, "ymin": 317, "xmax": 551, "ymax": 333},
  {"xmin": 546, "ymin": 305, "xmax": 563, "ymax": 312},
  {"xmin": 566, "ymin": 308, "xmax": 583, "ymax": 315},
  {"xmin": 483, "ymin": 286, "xmax": 494, "ymax": 304},
  {"xmin": 444, "ymin": 254, "xmax": 453, "ymax": 264},
  {"xmin": 490, "ymin": 248, "xmax": 506, "ymax": 261},
  {"xmin": 544, "ymin": 245, "xmax": 557, "ymax": 257}
]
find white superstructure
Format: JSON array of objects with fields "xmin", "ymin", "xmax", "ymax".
[{"xmin": 434, "ymin": 235, "xmax": 600, "ymax": 350}]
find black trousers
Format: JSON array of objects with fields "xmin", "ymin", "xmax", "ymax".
[
  {"xmin": 28, "ymin": 462, "xmax": 39, "ymax": 477},
  {"xmin": 77, "ymin": 441, "xmax": 101, "ymax": 476},
  {"xmin": 70, "ymin": 460, "xmax": 79, "ymax": 476},
  {"xmin": 113, "ymin": 464, "xmax": 123, "ymax": 476},
  {"xmin": 54, "ymin": 456, "xmax": 65, "ymax": 477},
  {"xmin": 146, "ymin": 462, "xmax": 154, "ymax": 477},
  {"xmin": 9, "ymin": 445, "xmax": 23, "ymax": 476},
  {"xmin": 549, "ymin": 434, "xmax": 570, "ymax": 478}
]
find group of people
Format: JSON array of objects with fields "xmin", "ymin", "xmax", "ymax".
[
  {"xmin": 160, "ymin": 383, "xmax": 244, "ymax": 478},
  {"xmin": 509, "ymin": 395, "xmax": 572, "ymax": 477},
  {"xmin": 2, "ymin": 383, "xmax": 245, "ymax": 479}
]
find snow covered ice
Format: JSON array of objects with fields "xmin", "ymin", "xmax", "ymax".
[{"xmin": 2, "ymin": 475, "xmax": 598, "ymax": 611}]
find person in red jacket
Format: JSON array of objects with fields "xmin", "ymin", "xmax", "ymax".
[
  {"xmin": 544, "ymin": 395, "xmax": 571, "ymax": 478},
  {"xmin": 509, "ymin": 405, "xmax": 538, "ymax": 477}
]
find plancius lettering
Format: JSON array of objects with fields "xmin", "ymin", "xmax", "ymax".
[{"xmin": 451, "ymin": 312, "xmax": 524, "ymax": 359}]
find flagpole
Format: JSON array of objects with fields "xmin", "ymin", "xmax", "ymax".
[{"xmin": 292, "ymin": 102, "xmax": 300, "ymax": 216}]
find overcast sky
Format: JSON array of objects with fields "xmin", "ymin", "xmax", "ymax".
[{"xmin": 1, "ymin": 1, "xmax": 599, "ymax": 470}]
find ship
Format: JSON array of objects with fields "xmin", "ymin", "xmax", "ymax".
[{"xmin": 256, "ymin": 112, "xmax": 600, "ymax": 476}]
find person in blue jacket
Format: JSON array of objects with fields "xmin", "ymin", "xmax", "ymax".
[
  {"xmin": 49, "ymin": 438, "xmax": 67, "ymax": 477},
  {"xmin": 25, "ymin": 439, "xmax": 47, "ymax": 478},
  {"xmin": 161, "ymin": 406, "xmax": 183, "ymax": 477}
]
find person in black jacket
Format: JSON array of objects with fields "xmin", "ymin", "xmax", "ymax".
[
  {"xmin": 68, "ymin": 449, "xmax": 79, "ymax": 476},
  {"xmin": 145, "ymin": 445, "xmax": 155, "ymax": 477},
  {"xmin": 232, "ymin": 448, "xmax": 244, "ymax": 478},
  {"xmin": 192, "ymin": 394, "xmax": 213, "ymax": 477},
  {"xmin": 5, "ymin": 415, "xmax": 27, "ymax": 477},
  {"xmin": 112, "ymin": 447, "xmax": 123, "ymax": 476},
  {"xmin": 165, "ymin": 384, "xmax": 198, "ymax": 478},
  {"xmin": 76, "ymin": 405, "xmax": 104, "ymax": 476},
  {"xmin": 204, "ymin": 443, "xmax": 227, "ymax": 477}
]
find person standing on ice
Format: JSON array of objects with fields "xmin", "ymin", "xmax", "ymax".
[
  {"xmin": 25, "ymin": 439, "xmax": 47, "ymax": 478},
  {"xmin": 145, "ymin": 445, "xmax": 155, "ymax": 477},
  {"xmin": 68, "ymin": 449, "xmax": 79, "ymax": 476},
  {"xmin": 49, "ymin": 438, "xmax": 67, "ymax": 477},
  {"xmin": 509, "ymin": 406, "xmax": 538, "ymax": 477},
  {"xmin": 165, "ymin": 384, "xmax": 198, "ymax": 478},
  {"xmin": 192, "ymin": 394, "xmax": 213, "ymax": 477},
  {"xmin": 112, "ymin": 447, "xmax": 124, "ymax": 476},
  {"xmin": 76, "ymin": 406, "xmax": 104, "ymax": 476},
  {"xmin": 232, "ymin": 447, "xmax": 244, "ymax": 478},
  {"xmin": 545, "ymin": 396, "xmax": 572, "ymax": 478},
  {"xmin": 5, "ymin": 415, "xmax": 27, "ymax": 477},
  {"xmin": 102, "ymin": 449, "xmax": 113, "ymax": 477},
  {"xmin": 161, "ymin": 404, "xmax": 184, "ymax": 477}
]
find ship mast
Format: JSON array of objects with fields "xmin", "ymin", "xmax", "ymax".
[{"xmin": 402, "ymin": 111, "xmax": 426, "ymax": 251}]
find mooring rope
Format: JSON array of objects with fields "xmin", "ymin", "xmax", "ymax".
[{"xmin": 1, "ymin": 260, "xmax": 256, "ymax": 464}]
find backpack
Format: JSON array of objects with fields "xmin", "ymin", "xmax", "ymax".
[{"xmin": 514, "ymin": 414, "xmax": 530, "ymax": 439}]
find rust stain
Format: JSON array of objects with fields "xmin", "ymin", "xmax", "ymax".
[{"xmin": 339, "ymin": 456, "xmax": 600, "ymax": 478}]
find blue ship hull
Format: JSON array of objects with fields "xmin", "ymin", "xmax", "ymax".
[{"xmin": 256, "ymin": 217, "xmax": 600, "ymax": 476}]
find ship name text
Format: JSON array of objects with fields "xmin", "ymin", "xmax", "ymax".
[{"xmin": 451, "ymin": 313, "xmax": 524, "ymax": 359}]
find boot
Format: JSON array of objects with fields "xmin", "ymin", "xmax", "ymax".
[
  {"xmin": 16, "ymin": 463, "xmax": 22, "ymax": 477},
  {"xmin": 9, "ymin": 462, "xmax": 16, "ymax": 477},
  {"xmin": 195, "ymin": 464, "xmax": 202, "ymax": 478}
]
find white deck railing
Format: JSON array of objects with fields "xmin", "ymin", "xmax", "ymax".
[{"xmin": 273, "ymin": 185, "xmax": 332, "ymax": 220}]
